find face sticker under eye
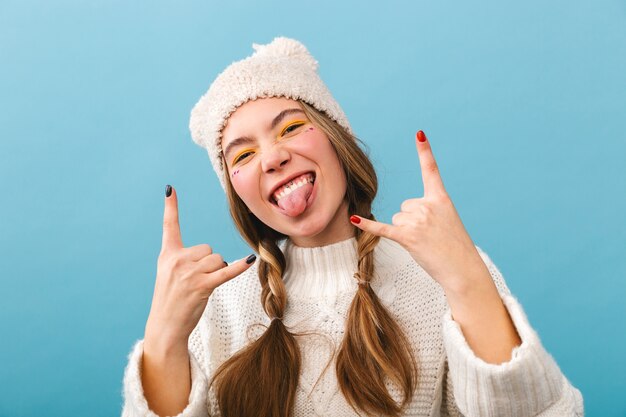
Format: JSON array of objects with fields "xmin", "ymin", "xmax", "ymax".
[{"xmin": 231, "ymin": 169, "xmax": 240, "ymax": 177}]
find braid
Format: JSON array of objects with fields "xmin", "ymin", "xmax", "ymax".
[
  {"xmin": 298, "ymin": 97, "xmax": 418, "ymax": 415},
  {"xmin": 211, "ymin": 179, "xmax": 300, "ymax": 417},
  {"xmin": 335, "ymin": 216, "xmax": 418, "ymax": 416},
  {"xmin": 258, "ymin": 239, "xmax": 287, "ymax": 319}
]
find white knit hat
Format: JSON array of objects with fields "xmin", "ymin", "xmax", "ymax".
[{"xmin": 189, "ymin": 37, "xmax": 352, "ymax": 191}]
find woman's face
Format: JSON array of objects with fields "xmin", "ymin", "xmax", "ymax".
[{"xmin": 221, "ymin": 97, "xmax": 353, "ymax": 247}]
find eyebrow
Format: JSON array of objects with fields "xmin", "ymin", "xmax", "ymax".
[
  {"xmin": 222, "ymin": 136, "xmax": 254, "ymax": 161},
  {"xmin": 269, "ymin": 108, "xmax": 305, "ymax": 131},
  {"xmin": 222, "ymin": 108, "xmax": 305, "ymax": 160}
]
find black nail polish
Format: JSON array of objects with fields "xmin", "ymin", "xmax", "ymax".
[
  {"xmin": 165, "ymin": 184, "xmax": 172, "ymax": 197},
  {"xmin": 246, "ymin": 254, "xmax": 257, "ymax": 264},
  {"xmin": 223, "ymin": 261, "xmax": 228, "ymax": 267}
]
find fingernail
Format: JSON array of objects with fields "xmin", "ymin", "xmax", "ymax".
[
  {"xmin": 223, "ymin": 261, "xmax": 228, "ymax": 267},
  {"xmin": 417, "ymin": 131, "xmax": 427, "ymax": 143},
  {"xmin": 350, "ymin": 215, "xmax": 361, "ymax": 224},
  {"xmin": 165, "ymin": 184, "xmax": 172, "ymax": 197},
  {"xmin": 246, "ymin": 254, "xmax": 257, "ymax": 264}
]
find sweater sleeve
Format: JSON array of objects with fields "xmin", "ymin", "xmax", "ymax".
[
  {"xmin": 120, "ymin": 335, "xmax": 209, "ymax": 417},
  {"xmin": 440, "ymin": 246, "xmax": 584, "ymax": 417}
]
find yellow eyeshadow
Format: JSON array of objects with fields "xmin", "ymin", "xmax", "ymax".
[
  {"xmin": 279, "ymin": 120, "xmax": 307, "ymax": 137},
  {"xmin": 232, "ymin": 148, "xmax": 255, "ymax": 165}
]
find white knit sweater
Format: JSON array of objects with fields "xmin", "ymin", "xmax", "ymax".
[{"xmin": 121, "ymin": 237, "xmax": 584, "ymax": 417}]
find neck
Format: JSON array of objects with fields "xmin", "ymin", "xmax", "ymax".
[{"xmin": 289, "ymin": 199, "xmax": 354, "ymax": 248}]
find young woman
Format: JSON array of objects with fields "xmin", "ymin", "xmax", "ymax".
[{"xmin": 122, "ymin": 38, "xmax": 583, "ymax": 417}]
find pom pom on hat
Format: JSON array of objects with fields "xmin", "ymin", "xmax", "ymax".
[
  {"xmin": 252, "ymin": 37, "xmax": 319, "ymax": 71},
  {"xmin": 189, "ymin": 37, "xmax": 352, "ymax": 191}
]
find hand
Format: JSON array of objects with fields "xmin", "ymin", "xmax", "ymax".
[
  {"xmin": 350, "ymin": 131, "xmax": 487, "ymax": 293},
  {"xmin": 144, "ymin": 185, "xmax": 256, "ymax": 351}
]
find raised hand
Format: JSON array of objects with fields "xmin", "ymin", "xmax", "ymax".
[
  {"xmin": 144, "ymin": 185, "xmax": 256, "ymax": 350},
  {"xmin": 349, "ymin": 131, "xmax": 487, "ymax": 293}
]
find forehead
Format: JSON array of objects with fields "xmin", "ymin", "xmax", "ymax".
[{"xmin": 221, "ymin": 97, "xmax": 303, "ymax": 143}]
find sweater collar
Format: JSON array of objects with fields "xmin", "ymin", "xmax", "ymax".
[{"xmin": 281, "ymin": 236, "xmax": 359, "ymax": 300}]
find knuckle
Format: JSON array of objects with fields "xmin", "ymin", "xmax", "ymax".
[
  {"xmin": 425, "ymin": 162, "xmax": 439, "ymax": 176},
  {"xmin": 434, "ymin": 192, "xmax": 451, "ymax": 205},
  {"xmin": 217, "ymin": 267, "xmax": 229, "ymax": 281},
  {"xmin": 163, "ymin": 218, "xmax": 178, "ymax": 229},
  {"xmin": 380, "ymin": 224, "xmax": 392, "ymax": 237},
  {"xmin": 171, "ymin": 254, "xmax": 186, "ymax": 268},
  {"xmin": 420, "ymin": 204, "xmax": 434, "ymax": 217},
  {"xmin": 401, "ymin": 198, "xmax": 420, "ymax": 213},
  {"xmin": 206, "ymin": 253, "xmax": 224, "ymax": 266},
  {"xmin": 158, "ymin": 251, "xmax": 174, "ymax": 268},
  {"xmin": 210, "ymin": 269, "xmax": 228, "ymax": 288}
]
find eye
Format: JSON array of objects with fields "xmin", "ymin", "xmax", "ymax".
[
  {"xmin": 280, "ymin": 121, "xmax": 306, "ymax": 137},
  {"xmin": 234, "ymin": 150, "xmax": 254, "ymax": 164}
]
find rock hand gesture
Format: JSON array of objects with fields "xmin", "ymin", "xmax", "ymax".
[
  {"xmin": 141, "ymin": 185, "xmax": 256, "ymax": 416},
  {"xmin": 350, "ymin": 131, "xmax": 522, "ymax": 364}
]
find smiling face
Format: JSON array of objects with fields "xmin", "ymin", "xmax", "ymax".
[{"xmin": 220, "ymin": 97, "xmax": 353, "ymax": 247}]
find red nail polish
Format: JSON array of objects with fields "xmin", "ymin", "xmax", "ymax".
[
  {"xmin": 350, "ymin": 215, "xmax": 361, "ymax": 224},
  {"xmin": 417, "ymin": 131, "xmax": 427, "ymax": 143}
]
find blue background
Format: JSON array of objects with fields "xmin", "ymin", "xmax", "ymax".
[{"xmin": 1, "ymin": 0, "xmax": 624, "ymax": 415}]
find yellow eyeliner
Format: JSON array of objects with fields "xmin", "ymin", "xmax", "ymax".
[
  {"xmin": 232, "ymin": 148, "xmax": 255, "ymax": 165},
  {"xmin": 279, "ymin": 120, "xmax": 307, "ymax": 137},
  {"xmin": 231, "ymin": 121, "xmax": 308, "ymax": 165}
]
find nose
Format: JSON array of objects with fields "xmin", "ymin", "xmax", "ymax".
[{"xmin": 261, "ymin": 143, "xmax": 290, "ymax": 173}]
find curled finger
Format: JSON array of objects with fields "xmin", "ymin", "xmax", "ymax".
[
  {"xmin": 183, "ymin": 243, "xmax": 213, "ymax": 261},
  {"xmin": 196, "ymin": 253, "xmax": 226, "ymax": 274}
]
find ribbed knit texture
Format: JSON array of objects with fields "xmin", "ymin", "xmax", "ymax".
[{"xmin": 121, "ymin": 237, "xmax": 583, "ymax": 416}]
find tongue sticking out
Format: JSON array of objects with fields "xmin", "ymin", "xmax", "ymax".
[{"xmin": 276, "ymin": 183, "xmax": 313, "ymax": 217}]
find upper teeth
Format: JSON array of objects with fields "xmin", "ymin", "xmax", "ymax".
[{"xmin": 273, "ymin": 173, "xmax": 315, "ymax": 202}]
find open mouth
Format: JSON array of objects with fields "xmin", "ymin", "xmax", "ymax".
[{"xmin": 270, "ymin": 171, "xmax": 316, "ymax": 206}]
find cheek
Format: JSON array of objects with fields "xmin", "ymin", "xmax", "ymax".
[
  {"xmin": 230, "ymin": 168, "xmax": 260, "ymax": 205},
  {"xmin": 294, "ymin": 127, "xmax": 326, "ymax": 154}
]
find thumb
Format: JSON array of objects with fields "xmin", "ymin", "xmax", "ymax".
[
  {"xmin": 349, "ymin": 215, "xmax": 398, "ymax": 241},
  {"xmin": 206, "ymin": 253, "xmax": 257, "ymax": 289}
]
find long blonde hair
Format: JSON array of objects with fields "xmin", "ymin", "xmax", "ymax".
[{"xmin": 210, "ymin": 101, "xmax": 417, "ymax": 416}]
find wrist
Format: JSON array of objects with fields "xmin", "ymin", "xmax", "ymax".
[
  {"xmin": 143, "ymin": 335, "xmax": 189, "ymax": 361},
  {"xmin": 441, "ymin": 260, "xmax": 493, "ymax": 299},
  {"xmin": 144, "ymin": 319, "xmax": 190, "ymax": 359},
  {"xmin": 441, "ymin": 261, "xmax": 503, "ymax": 321}
]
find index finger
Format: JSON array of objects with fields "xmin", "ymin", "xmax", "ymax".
[
  {"xmin": 416, "ymin": 131, "xmax": 446, "ymax": 197},
  {"xmin": 161, "ymin": 184, "xmax": 183, "ymax": 251},
  {"xmin": 349, "ymin": 215, "xmax": 401, "ymax": 242}
]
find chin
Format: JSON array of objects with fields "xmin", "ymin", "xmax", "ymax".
[
  {"xmin": 263, "ymin": 211, "xmax": 330, "ymax": 240},
  {"xmin": 278, "ymin": 216, "xmax": 327, "ymax": 238}
]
